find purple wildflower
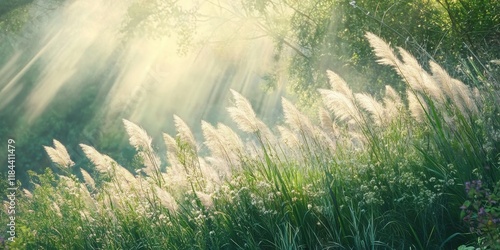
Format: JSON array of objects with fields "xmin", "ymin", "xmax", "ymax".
[
  {"xmin": 476, "ymin": 180, "xmax": 482, "ymax": 191},
  {"xmin": 478, "ymin": 207, "xmax": 486, "ymax": 216}
]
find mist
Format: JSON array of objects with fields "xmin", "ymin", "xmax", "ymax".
[{"xmin": 0, "ymin": 0, "xmax": 289, "ymax": 158}]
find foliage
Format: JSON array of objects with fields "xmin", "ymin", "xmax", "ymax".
[
  {"xmin": 268, "ymin": 0, "xmax": 498, "ymax": 99},
  {"xmin": 434, "ymin": 0, "xmax": 500, "ymax": 59},
  {"xmin": 124, "ymin": 0, "xmax": 499, "ymax": 102},
  {"xmin": 6, "ymin": 33, "xmax": 500, "ymax": 249},
  {"xmin": 0, "ymin": 0, "xmax": 33, "ymax": 33},
  {"xmin": 0, "ymin": 0, "xmax": 67, "ymax": 34},
  {"xmin": 121, "ymin": 0, "xmax": 199, "ymax": 53},
  {"xmin": 461, "ymin": 179, "xmax": 500, "ymax": 249}
]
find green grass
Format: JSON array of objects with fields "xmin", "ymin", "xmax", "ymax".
[{"xmin": 3, "ymin": 33, "xmax": 500, "ymax": 249}]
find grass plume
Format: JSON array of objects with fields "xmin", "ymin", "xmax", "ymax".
[{"xmin": 43, "ymin": 139, "xmax": 74, "ymax": 168}]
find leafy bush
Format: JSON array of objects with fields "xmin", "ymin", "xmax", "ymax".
[{"xmin": 461, "ymin": 179, "xmax": 500, "ymax": 249}]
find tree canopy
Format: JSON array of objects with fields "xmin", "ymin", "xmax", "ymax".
[{"xmin": 122, "ymin": 0, "xmax": 499, "ymax": 100}]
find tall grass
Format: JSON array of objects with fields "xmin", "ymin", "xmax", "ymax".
[{"xmin": 5, "ymin": 32, "xmax": 499, "ymax": 249}]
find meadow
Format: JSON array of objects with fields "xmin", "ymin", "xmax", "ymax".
[{"xmin": 3, "ymin": 32, "xmax": 500, "ymax": 249}]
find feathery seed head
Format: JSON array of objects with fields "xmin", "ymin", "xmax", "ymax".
[
  {"xmin": 123, "ymin": 119, "xmax": 152, "ymax": 151},
  {"xmin": 452, "ymin": 79, "xmax": 478, "ymax": 114},
  {"xmin": 217, "ymin": 123, "xmax": 244, "ymax": 152},
  {"xmin": 59, "ymin": 175, "xmax": 77, "ymax": 190},
  {"xmin": 383, "ymin": 85, "xmax": 404, "ymax": 120},
  {"xmin": 79, "ymin": 182, "xmax": 96, "ymax": 209},
  {"xmin": 201, "ymin": 121, "xmax": 226, "ymax": 158},
  {"xmin": 153, "ymin": 185, "xmax": 178, "ymax": 213},
  {"xmin": 163, "ymin": 133, "xmax": 178, "ymax": 154},
  {"xmin": 277, "ymin": 125, "xmax": 300, "ymax": 149},
  {"xmin": 115, "ymin": 163, "xmax": 138, "ymax": 186},
  {"xmin": 398, "ymin": 48, "xmax": 444, "ymax": 103},
  {"xmin": 326, "ymin": 70, "xmax": 352, "ymax": 96},
  {"xmin": 80, "ymin": 168, "xmax": 96, "ymax": 191},
  {"xmin": 365, "ymin": 32, "xmax": 400, "ymax": 67},
  {"xmin": 199, "ymin": 159, "xmax": 222, "ymax": 191},
  {"xmin": 430, "ymin": 61, "xmax": 454, "ymax": 100},
  {"xmin": 80, "ymin": 143, "xmax": 136, "ymax": 186},
  {"xmin": 384, "ymin": 85, "xmax": 402, "ymax": 104},
  {"xmin": 202, "ymin": 121, "xmax": 244, "ymax": 168},
  {"xmin": 228, "ymin": 89, "xmax": 260, "ymax": 133},
  {"xmin": 52, "ymin": 202, "xmax": 62, "ymax": 217},
  {"xmin": 318, "ymin": 107, "xmax": 339, "ymax": 136},
  {"xmin": 473, "ymin": 87, "xmax": 481, "ymax": 105},
  {"xmin": 80, "ymin": 144, "xmax": 113, "ymax": 173},
  {"xmin": 174, "ymin": 115, "xmax": 197, "ymax": 151},
  {"xmin": 137, "ymin": 150, "xmax": 162, "ymax": 179},
  {"xmin": 430, "ymin": 61, "xmax": 477, "ymax": 114},
  {"xmin": 201, "ymin": 120, "xmax": 217, "ymax": 143},
  {"xmin": 355, "ymin": 93, "xmax": 385, "ymax": 126},
  {"xmin": 163, "ymin": 133, "xmax": 181, "ymax": 165},
  {"xmin": 23, "ymin": 189, "xmax": 33, "ymax": 199},
  {"xmin": 44, "ymin": 139, "xmax": 74, "ymax": 168},
  {"xmin": 366, "ymin": 32, "xmax": 446, "ymax": 107},
  {"xmin": 228, "ymin": 89, "xmax": 274, "ymax": 142},
  {"xmin": 196, "ymin": 191, "xmax": 214, "ymax": 209},
  {"xmin": 163, "ymin": 163, "xmax": 189, "ymax": 192},
  {"xmin": 319, "ymin": 89, "xmax": 362, "ymax": 124},
  {"xmin": 282, "ymin": 97, "xmax": 314, "ymax": 135},
  {"xmin": 407, "ymin": 90, "xmax": 426, "ymax": 122}
]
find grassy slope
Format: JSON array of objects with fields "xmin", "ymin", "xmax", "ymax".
[{"xmin": 4, "ymin": 33, "xmax": 500, "ymax": 250}]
